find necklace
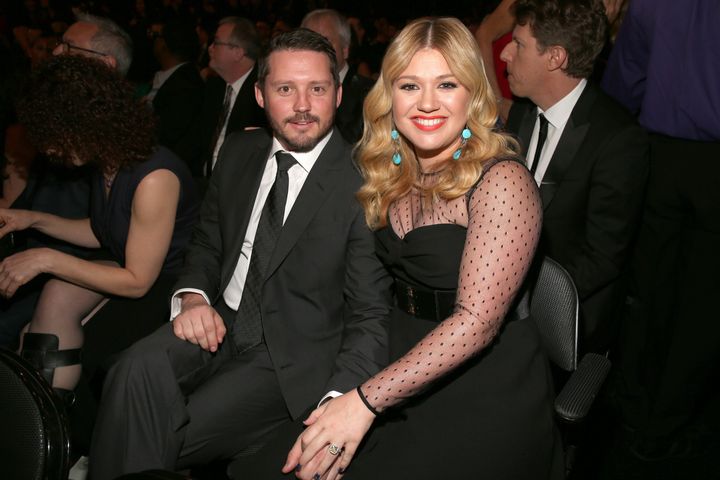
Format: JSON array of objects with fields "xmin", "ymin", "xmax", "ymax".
[{"xmin": 418, "ymin": 169, "xmax": 444, "ymax": 177}]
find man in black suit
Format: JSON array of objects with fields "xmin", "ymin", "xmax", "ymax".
[
  {"xmin": 302, "ymin": 9, "xmax": 373, "ymax": 145},
  {"xmin": 146, "ymin": 18, "xmax": 204, "ymax": 159},
  {"xmin": 89, "ymin": 29, "xmax": 391, "ymax": 479},
  {"xmin": 181, "ymin": 16, "xmax": 267, "ymax": 177},
  {"xmin": 501, "ymin": 0, "xmax": 648, "ymax": 354}
]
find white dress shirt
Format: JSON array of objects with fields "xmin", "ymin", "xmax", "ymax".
[
  {"xmin": 338, "ymin": 63, "xmax": 349, "ymax": 84},
  {"xmin": 526, "ymin": 79, "xmax": 587, "ymax": 185},
  {"xmin": 210, "ymin": 68, "xmax": 254, "ymax": 171},
  {"xmin": 171, "ymin": 130, "xmax": 334, "ymax": 317}
]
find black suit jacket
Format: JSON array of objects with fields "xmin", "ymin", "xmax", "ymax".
[
  {"xmin": 506, "ymin": 83, "xmax": 649, "ymax": 352},
  {"xmin": 179, "ymin": 67, "xmax": 268, "ymax": 177},
  {"xmin": 335, "ymin": 68, "xmax": 373, "ymax": 145},
  {"xmin": 152, "ymin": 62, "xmax": 204, "ymax": 158},
  {"xmin": 174, "ymin": 128, "xmax": 392, "ymax": 418}
]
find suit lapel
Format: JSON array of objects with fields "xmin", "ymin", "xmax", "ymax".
[
  {"xmin": 265, "ymin": 130, "xmax": 347, "ymax": 278},
  {"xmin": 540, "ymin": 85, "xmax": 596, "ymax": 210},
  {"xmin": 220, "ymin": 136, "xmax": 271, "ymax": 287},
  {"xmin": 228, "ymin": 67, "xmax": 259, "ymax": 131}
]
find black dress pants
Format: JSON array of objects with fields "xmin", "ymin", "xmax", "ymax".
[
  {"xmin": 89, "ymin": 302, "xmax": 291, "ymax": 480},
  {"xmin": 617, "ymin": 134, "xmax": 720, "ymax": 438}
]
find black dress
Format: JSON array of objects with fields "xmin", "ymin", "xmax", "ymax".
[
  {"xmin": 82, "ymin": 146, "xmax": 199, "ymax": 381},
  {"xmin": 238, "ymin": 159, "xmax": 562, "ymax": 479}
]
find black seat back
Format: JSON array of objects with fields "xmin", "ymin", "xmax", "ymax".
[
  {"xmin": 530, "ymin": 257, "xmax": 579, "ymax": 372},
  {"xmin": 0, "ymin": 348, "xmax": 71, "ymax": 480}
]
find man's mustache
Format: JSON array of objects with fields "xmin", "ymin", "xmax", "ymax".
[{"xmin": 284, "ymin": 113, "xmax": 319, "ymax": 124}]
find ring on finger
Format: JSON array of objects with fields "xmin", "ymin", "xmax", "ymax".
[{"xmin": 328, "ymin": 443, "xmax": 342, "ymax": 456}]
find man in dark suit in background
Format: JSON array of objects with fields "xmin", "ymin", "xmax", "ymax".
[
  {"xmin": 302, "ymin": 9, "xmax": 373, "ymax": 145},
  {"xmin": 146, "ymin": 17, "xmax": 204, "ymax": 160},
  {"xmin": 180, "ymin": 16, "xmax": 267, "ymax": 177},
  {"xmin": 501, "ymin": 0, "xmax": 648, "ymax": 354},
  {"xmin": 89, "ymin": 29, "xmax": 391, "ymax": 479}
]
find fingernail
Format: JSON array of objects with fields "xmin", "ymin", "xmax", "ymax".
[
  {"xmin": 313, "ymin": 474, "xmax": 320, "ymax": 480},
  {"xmin": 339, "ymin": 467, "xmax": 345, "ymax": 474},
  {"xmin": 294, "ymin": 464, "xmax": 301, "ymax": 472}
]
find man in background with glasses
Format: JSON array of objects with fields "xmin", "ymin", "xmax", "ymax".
[
  {"xmin": 178, "ymin": 16, "xmax": 267, "ymax": 179},
  {"xmin": 53, "ymin": 13, "xmax": 132, "ymax": 77}
]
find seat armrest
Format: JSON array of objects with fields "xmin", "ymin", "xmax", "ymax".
[{"xmin": 554, "ymin": 353, "xmax": 611, "ymax": 423}]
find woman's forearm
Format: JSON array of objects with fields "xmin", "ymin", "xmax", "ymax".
[
  {"xmin": 30, "ymin": 212, "xmax": 101, "ymax": 248},
  {"xmin": 46, "ymin": 250, "xmax": 156, "ymax": 298}
]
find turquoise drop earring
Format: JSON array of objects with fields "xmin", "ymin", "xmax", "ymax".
[
  {"xmin": 391, "ymin": 129, "xmax": 402, "ymax": 165},
  {"xmin": 452, "ymin": 127, "xmax": 472, "ymax": 160}
]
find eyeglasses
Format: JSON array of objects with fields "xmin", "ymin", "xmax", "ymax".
[
  {"xmin": 211, "ymin": 40, "xmax": 241, "ymax": 49},
  {"xmin": 57, "ymin": 40, "xmax": 108, "ymax": 57}
]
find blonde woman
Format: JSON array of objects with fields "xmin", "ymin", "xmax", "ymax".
[{"xmin": 241, "ymin": 17, "xmax": 562, "ymax": 480}]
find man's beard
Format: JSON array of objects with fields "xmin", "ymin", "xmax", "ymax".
[{"xmin": 268, "ymin": 111, "xmax": 335, "ymax": 153}]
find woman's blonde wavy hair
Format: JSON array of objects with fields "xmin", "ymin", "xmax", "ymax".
[{"xmin": 356, "ymin": 17, "xmax": 519, "ymax": 229}]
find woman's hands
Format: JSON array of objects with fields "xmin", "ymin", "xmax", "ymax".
[
  {"xmin": 284, "ymin": 389, "xmax": 376, "ymax": 480},
  {"xmin": 0, "ymin": 247, "xmax": 55, "ymax": 297},
  {"xmin": 0, "ymin": 208, "xmax": 36, "ymax": 239}
]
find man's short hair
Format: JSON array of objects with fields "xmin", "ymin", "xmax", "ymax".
[
  {"xmin": 77, "ymin": 13, "xmax": 133, "ymax": 76},
  {"xmin": 162, "ymin": 17, "xmax": 200, "ymax": 63},
  {"xmin": 513, "ymin": 0, "xmax": 607, "ymax": 78},
  {"xmin": 218, "ymin": 16, "xmax": 261, "ymax": 61},
  {"xmin": 300, "ymin": 9, "xmax": 351, "ymax": 50},
  {"xmin": 257, "ymin": 28, "xmax": 339, "ymax": 88}
]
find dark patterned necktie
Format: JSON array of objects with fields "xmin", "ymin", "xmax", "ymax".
[
  {"xmin": 530, "ymin": 113, "xmax": 549, "ymax": 175},
  {"xmin": 231, "ymin": 152, "xmax": 297, "ymax": 351},
  {"xmin": 206, "ymin": 84, "xmax": 233, "ymax": 177}
]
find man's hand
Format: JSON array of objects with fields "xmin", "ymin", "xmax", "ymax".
[{"xmin": 173, "ymin": 292, "xmax": 226, "ymax": 352}]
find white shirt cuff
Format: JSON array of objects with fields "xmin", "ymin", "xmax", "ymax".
[
  {"xmin": 170, "ymin": 289, "xmax": 211, "ymax": 320},
  {"xmin": 318, "ymin": 390, "xmax": 343, "ymax": 408}
]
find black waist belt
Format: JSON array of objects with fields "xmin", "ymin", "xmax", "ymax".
[{"xmin": 395, "ymin": 280, "xmax": 456, "ymax": 322}]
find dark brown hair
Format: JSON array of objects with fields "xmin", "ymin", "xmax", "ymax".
[
  {"xmin": 513, "ymin": 0, "xmax": 607, "ymax": 78},
  {"xmin": 17, "ymin": 55, "xmax": 155, "ymax": 171},
  {"xmin": 257, "ymin": 28, "xmax": 339, "ymax": 88}
]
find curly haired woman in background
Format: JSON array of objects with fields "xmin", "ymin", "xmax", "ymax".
[{"xmin": 0, "ymin": 55, "xmax": 199, "ymax": 403}]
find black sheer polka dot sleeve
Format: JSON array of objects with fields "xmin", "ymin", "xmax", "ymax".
[{"xmin": 359, "ymin": 160, "xmax": 542, "ymax": 412}]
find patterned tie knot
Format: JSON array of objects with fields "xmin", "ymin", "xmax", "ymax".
[{"xmin": 275, "ymin": 152, "xmax": 297, "ymax": 173}]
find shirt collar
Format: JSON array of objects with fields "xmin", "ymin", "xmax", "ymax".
[
  {"xmin": 228, "ymin": 66, "xmax": 253, "ymax": 95},
  {"xmin": 268, "ymin": 130, "xmax": 334, "ymax": 173},
  {"xmin": 338, "ymin": 64, "xmax": 349, "ymax": 84},
  {"xmin": 539, "ymin": 78, "xmax": 587, "ymax": 128}
]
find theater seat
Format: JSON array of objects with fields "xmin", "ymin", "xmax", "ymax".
[
  {"xmin": 0, "ymin": 347, "xmax": 71, "ymax": 480},
  {"xmin": 530, "ymin": 256, "xmax": 612, "ymax": 476}
]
